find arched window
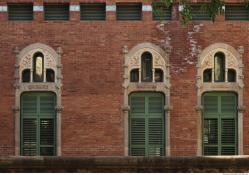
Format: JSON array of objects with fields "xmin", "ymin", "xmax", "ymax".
[
  {"xmin": 22, "ymin": 69, "xmax": 31, "ymax": 83},
  {"xmin": 155, "ymin": 69, "xmax": 163, "ymax": 82},
  {"xmin": 228, "ymin": 69, "xmax": 236, "ymax": 82},
  {"xmin": 130, "ymin": 69, "xmax": 139, "ymax": 82},
  {"xmin": 141, "ymin": 52, "xmax": 153, "ymax": 82},
  {"xmin": 202, "ymin": 52, "xmax": 237, "ymax": 83},
  {"xmin": 46, "ymin": 69, "xmax": 55, "ymax": 82},
  {"xmin": 203, "ymin": 69, "xmax": 212, "ymax": 82},
  {"xmin": 214, "ymin": 52, "xmax": 225, "ymax": 82},
  {"xmin": 33, "ymin": 52, "xmax": 44, "ymax": 82}
]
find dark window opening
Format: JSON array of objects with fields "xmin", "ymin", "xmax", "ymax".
[
  {"xmin": 141, "ymin": 52, "xmax": 153, "ymax": 82},
  {"xmin": 46, "ymin": 69, "xmax": 55, "ymax": 82},
  {"xmin": 203, "ymin": 69, "xmax": 212, "ymax": 82},
  {"xmin": 228, "ymin": 69, "xmax": 236, "ymax": 82},
  {"xmin": 155, "ymin": 69, "xmax": 164, "ymax": 82},
  {"xmin": 214, "ymin": 52, "xmax": 225, "ymax": 82},
  {"xmin": 8, "ymin": 3, "xmax": 33, "ymax": 21},
  {"xmin": 22, "ymin": 69, "xmax": 31, "ymax": 82},
  {"xmin": 33, "ymin": 52, "xmax": 44, "ymax": 82},
  {"xmin": 80, "ymin": 3, "xmax": 106, "ymax": 20},
  {"xmin": 116, "ymin": 3, "xmax": 142, "ymax": 20},
  {"xmin": 44, "ymin": 4, "xmax": 69, "ymax": 20},
  {"xmin": 130, "ymin": 69, "xmax": 139, "ymax": 82}
]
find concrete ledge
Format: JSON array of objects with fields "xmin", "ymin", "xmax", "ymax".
[{"xmin": 0, "ymin": 156, "xmax": 249, "ymax": 172}]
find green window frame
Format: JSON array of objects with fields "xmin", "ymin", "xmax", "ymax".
[
  {"xmin": 129, "ymin": 92, "xmax": 165, "ymax": 156},
  {"xmin": 21, "ymin": 92, "xmax": 56, "ymax": 156},
  {"xmin": 202, "ymin": 92, "xmax": 237, "ymax": 155}
]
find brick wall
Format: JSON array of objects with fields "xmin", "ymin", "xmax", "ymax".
[{"xmin": 0, "ymin": 0, "xmax": 248, "ymax": 156}]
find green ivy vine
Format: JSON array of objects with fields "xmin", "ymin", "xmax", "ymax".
[{"xmin": 155, "ymin": 0, "xmax": 248, "ymax": 24}]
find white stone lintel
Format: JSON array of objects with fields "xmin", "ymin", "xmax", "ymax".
[
  {"xmin": 70, "ymin": 5, "xmax": 80, "ymax": 12},
  {"xmin": 106, "ymin": 5, "xmax": 116, "ymax": 12},
  {"xmin": 33, "ymin": 5, "xmax": 44, "ymax": 12},
  {"xmin": 0, "ymin": 6, "xmax": 7, "ymax": 12},
  {"xmin": 142, "ymin": 5, "xmax": 152, "ymax": 12}
]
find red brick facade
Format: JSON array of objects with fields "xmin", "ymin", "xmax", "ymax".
[{"xmin": 0, "ymin": 0, "xmax": 248, "ymax": 156}]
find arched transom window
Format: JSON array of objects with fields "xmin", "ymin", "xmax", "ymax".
[
  {"xmin": 128, "ymin": 49, "xmax": 167, "ymax": 83},
  {"xmin": 20, "ymin": 49, "xmax": 57, "ymax": 83},
  {"xmin": 201, "ymin": 50, "xmax": 239, "ymax": 83}
]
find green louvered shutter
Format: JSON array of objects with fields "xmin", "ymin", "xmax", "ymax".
[
  {"xmin": 129, "ymin": 96, "xmax": 146, "ymax": 156},
  {"xmin": 129, "ymin": 93, "xmax": 165, "ymax": 156},
  {"xmin": 21, "ymin": 95, "xmax": 38, "ymax": 156},
  {"xmin": 220, "ymin": 95, "xmax": 237, "ymax": 155},
  {"xmin": 39, "ymin": 94, "xmax": 56, "ymax": 156},
  {"xmin": 148, "ymin": 96, "xmax": 165, "ymax": 156},
  {"xmin": 8, "ymin": 3, "xmax": 33, "ymax": 21},
  {"xmin": 117, "ymin": 3, "xmax": 142, "ymax": 20},
  {"xmin": 80, "ymin": 3, "xmax": 106, "ymax": 20},
  {"xmin": 21, "ymin": 93, "xmax": 56, "ymax": 156},
  {"xmin": 44, "ymin": 4, "xmax": 69, "ymax": 20},
  {"xmin": 203, "ymin": 93, "xmax": 237, "ymax": 155},
  {"xmin": 203, "ymin": 95, "xmax": 219, "ymax": 155},
  {"xmin": 225, "ymin": 5, "xmax": 249, "ymax": 21},
  {"xmin": 191, "ymin": 4, "xmax": 211, "ymax": 20}
]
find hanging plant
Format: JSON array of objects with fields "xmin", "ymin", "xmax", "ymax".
[
  {"xmin": 155, "ymin": 0, "xmax": 249, "ymax": 24},
  {"xmin": 179, "ymin": 0, "xmax": 192, "ymax": 25},
  {"xmin": 201, "ymin": 0, "xmax": 224, "ymax": 22}
]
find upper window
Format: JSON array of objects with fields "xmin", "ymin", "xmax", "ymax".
[
  {"xmin": 152, "ymin": 2, "xmax": 172, "ymax": 21},
  {"xmin": 130, "ymin": 51, "xmax": 164, "ymax": 83},
  {"xmin": 203, "ymin": 52, "xmax": 236, "ymax": 83},
  {"xmin": 8, "ymin": 3, "xmax": 33, "ymax": 21},
  {"xmin": 225, "ymin": 5, "xmax": 249, "ymax": 21},
  {"xmin": 191, "ymin": 4, "xmax": 210, "ymax": 21},
  {"xmin": 80, "ymin": 3, "xmax": 106, "ymax": 21},
  {"xmin": 44, "ymin": 4, "xmax": 69, "ymax": 21},
  {"xmin": 116, "ymin": 3, "xmax": 142, "ymax": 20},
  {"xmin": 22, "ymin": 51, "xmax": 55, "ymax": 83}
]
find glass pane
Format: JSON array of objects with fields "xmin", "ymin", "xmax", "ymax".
[
  {"xmin": 130, "ymin": 69, "xmax": 139, "ymax": 82},
  {"xmin": 155, "ymin": 69, "xmax": 163, "ymax": 82},
  {"xmin": 228, "ymin": 69, "xmax": 236, "ymax": 82},
  {"xmin": 22, "ymin": 69, "xmax": 30, "ymax": 82},
  {"xmin": 203, "ymin": 69, "xmax": 212, "ymax": 82},
  {"xmin": 46, "ymin": 69, "xmax": 55, "ymax": 82},
  {"xmin": 33, "ymin": 52, "xmax": 44, "ymax": 82},
  {"xmin": 141, "ymin": 52, "xmax": 152, "ymax": 82},
  {"xmin": 214, "ymin": 52, "xmax": 225, "ymax": 82}
]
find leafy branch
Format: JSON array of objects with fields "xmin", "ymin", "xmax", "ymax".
[{"xmin": 154, "ymin": 0, "xmax": 247, "ymax": 24}]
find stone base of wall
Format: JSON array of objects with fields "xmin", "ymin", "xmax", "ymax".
[{"xmin": 0, "ymin": 156, "xmax": 249, "ymax": 172}]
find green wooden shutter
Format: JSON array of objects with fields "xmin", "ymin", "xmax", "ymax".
[
  {"xmin": 225, "ymin": 5, "xmax": 249, "ymax": 21},
  {"xmin": 8, "ymin": 3, "xmax": 33, "ymax": 21},
  {"xmin": 202, "ymin": 92, "xmax": 237, "ymax": 155},
  {"xmin": 21, "ymin": 95, "xmax": 38, "ymax": 156},
  {"xmin": 129, "ymin": 93, "xmax": 165, "ymax": 156},
  {"xmin": 39, "ymin": 94, "xmax": 56, "ymax": 156},
  {"xmin": 21, "ymin": 93, "xmax": 56, "ymax": 156},
  {"xmin": 220, "ymin": 95, "xmax": 237, "ymax": 155},
  {"xmin": 130, "ymin": 96, "xmax": 146, "ymax": 156},
  {"xmin": 148, "ymin": 96, "xmax": 164, "ymax": 156},
  {"xmin": 80, "ymin": 3, "xmax": 106, "ymax": 20},
  {"xmin": 152, "ymin": 3, "xmax": 172, "ymax": 21},
  {"xmin": 191, "ymin": 4, "xmax": 211, "ymax": 20},
  {"xmin": 44, "ymin": 4, "xmax": 69, "ymax": 20},
  {"xmin": 117, "ymin": 3, "xmax": 142, "ymax": 20}
]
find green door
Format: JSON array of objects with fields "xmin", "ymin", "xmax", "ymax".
[
  {"xmin": 202, "ymin": 92, "xmax": 237, "ymax": 155},
  {"xmin": 21, "ymin": 92, "xmax": 56, "ymax": 156},
  {"xmin": 129, "ymin": 92, "xmax": 165, "ymax": 156}
]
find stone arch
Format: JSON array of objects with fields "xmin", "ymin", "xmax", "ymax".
[
  {"xmin": 122, "ymin": 42, "xmax": 171, "ymax": 156},
  {"xmin": 196, "ymin": 43, "xmax": 244, "ymax": 156},
  {"xmin": 13, "ymin": 43, "xmax": 63, "ymax": 156}
]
